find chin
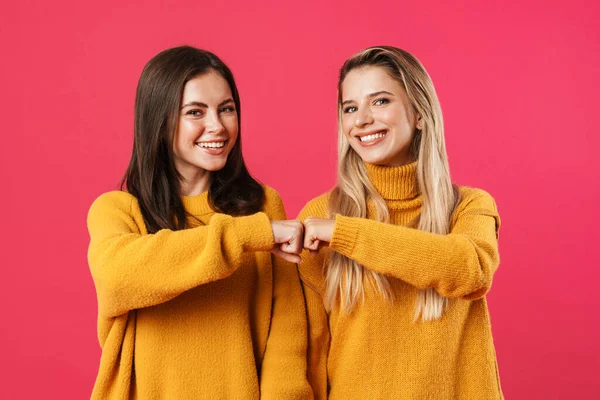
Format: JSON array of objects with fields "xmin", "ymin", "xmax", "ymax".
[
  {"xmin": 354, "ymin": 150, "xmax": 388, "ymax": 165},
  {"xmin": 200, "ymin": 161, "xmax": 228, "ymax": 172}
]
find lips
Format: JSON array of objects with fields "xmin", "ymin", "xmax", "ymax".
[
  {"xmin": 355, "ymin": 130, "xmax": 388, "ymax": 146},
  {"xmin": 195, "ymin": 139, "xmax": 228, "ymax": 148},
  {"xmin": 195, "ymin": 139, "xmax": 229, "ymax": 155}
]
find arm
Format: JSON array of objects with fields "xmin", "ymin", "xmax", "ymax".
[
  {"xmin": 296, "ymin": 199, "xmax": 331, "ymax": 399},
  {"xmin": 87, "ymin": 191, "xmax": 274, "ymax": 318},
  {"xmin": 259, "ymin": 188, "xmax": 313, "ymax": 399},
  {"xmin": 329, "ymin": 190, "xmax": 501, "ymax": 299},
  {"xmin": 260, "ymin": 256, "xmax": 314, "ymax": 399},
  {"xmin": 299, "ymin": 262, "xmax": 330, "ymax": 400}
]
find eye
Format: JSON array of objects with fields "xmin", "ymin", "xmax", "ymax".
[
  {"xmin": 220, "ymin": 106, "xmax": 236, "ymax": 113},
  {"xmin": 374, "ymin": 98, "xmax": 390, "ymax": 106},
  {"xmin": 186, "ymin": 109, "xmax": 203, "ymax": 117},
  {"xmin": 343, "ymin": 106, "xmax": 357, "ymax": 114}
]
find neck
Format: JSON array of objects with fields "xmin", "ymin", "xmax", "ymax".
[
  {"xmin": 179, "ymin": 168, "xmax": 212, "ymax": 197},
  {"xmin": 383, "ymin": 151, "xmax": 415, "ymax": 167}
]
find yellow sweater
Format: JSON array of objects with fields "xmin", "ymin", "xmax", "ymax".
[
  {"xmin": 87, "ymin": 186, "xmax": 312, "ymax": 399},
  {"xmin": 298, "ymin": 162, "xmax": 503, "ymax": 400}
]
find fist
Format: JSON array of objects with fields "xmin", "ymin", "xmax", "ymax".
[
  {"xmin": 270, "ymin": 220, "xmax": 304, "ymax": 263},
  {"xmin": 303, "ymin": 217, "xmax": 335, "ymax": 254}
]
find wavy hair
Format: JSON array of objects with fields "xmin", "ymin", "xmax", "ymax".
[{"xmin": 327, "ymin": 46, "xmax": 460, "ymax": 321}]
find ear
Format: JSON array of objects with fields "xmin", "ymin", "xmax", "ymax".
[{"xmin": 415, "ymin": 113, "xmax": 423, "ymax": 130}]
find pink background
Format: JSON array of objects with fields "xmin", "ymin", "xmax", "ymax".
[{"xmin": 2, "ymin": 0, "xmax": 599, "ymax": 398}]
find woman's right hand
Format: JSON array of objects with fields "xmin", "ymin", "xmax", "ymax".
[{"xmin": 270, "ymin": 220, "xmax": 304, "ymax": 264}]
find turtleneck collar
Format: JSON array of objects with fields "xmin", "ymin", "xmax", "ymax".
[{"xmin": 364, "ymin": 161, "xmax": 419, "ymax": 201}]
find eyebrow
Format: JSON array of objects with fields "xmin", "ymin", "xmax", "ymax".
[
  {"xmin": 341, "ymin": 91, "xmax": 395, "ymax": 106},
  {"xmin": 180, "ymin": 98, "xmax": 234, "ymax": 109}
]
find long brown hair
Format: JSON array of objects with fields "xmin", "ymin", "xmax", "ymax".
[
  {"xmin": 327, "ymin": 46, "xmax": 460, "ymax": 321},
  {"xmin": 122, "ymin": 46, "xmax": 264, "ymax": 233}
]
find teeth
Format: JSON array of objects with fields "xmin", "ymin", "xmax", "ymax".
[
  {"xmin": 359, "ymin": 132, "xmax": 386, "ymax": 142},
  {"xmin": 197, "ymin": 141, "xmax": 225, "ymax": 148}
]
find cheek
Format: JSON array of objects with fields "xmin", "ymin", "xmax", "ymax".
[
  {"xmin": 398, "ymin": 107, "xmax": 415, "ymax": 127},
  {"xmin": 179, "ymin": 120, "xmax": 204, "ymax": 142},
  {"xmin": 225, "ymin": 119, "xmax": 239, "ymax": 141},
  {"xmin": 376, "ymin": 108, "xmax": 397, "ymax": 126},
  {"xmin": 173, "ymin": 128, "xmax": 187, "ymax": 154},
  {"xmin": 384, "ymin": 108, "xmax": 413, "ymax": 135},
  {"xmin": 341, "ymin": 115, "xmax": 353, "ymax": 135}
]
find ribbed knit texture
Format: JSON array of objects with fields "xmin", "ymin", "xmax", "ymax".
[
  {"xmin": 297, "ymin": 162, "xmax": 503, "ymax": 400},
  {"xmin": 87, "ymin": 186, "xmax": 312, "ymax": 400}
]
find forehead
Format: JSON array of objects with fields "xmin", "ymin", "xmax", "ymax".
[
  {"xmin": 181, "ymin": 70, "xmax": 232, "ymax": 103},
  {"xmin": 341, "ymin": 66, "xmax": 404, "ymax": 100}
]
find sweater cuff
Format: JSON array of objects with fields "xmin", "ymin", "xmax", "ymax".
[
  {"xmin": 233, "ymin": 212, "xmax": 274, "ymax": 252},
  {"xmin": 330, "ymin": 215, "xmax": 360, "ymax": 258}
]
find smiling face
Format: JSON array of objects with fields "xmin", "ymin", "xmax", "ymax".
[
  {"xmin": 340, "ymin": 66, "xmax": 421, "ymax": 166},
  {"xmin": 173, "ymin": 69, "xmax": 239, "ymax": 181}
]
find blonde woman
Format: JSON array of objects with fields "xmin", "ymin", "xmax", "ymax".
[{"xmin": 298, "ymin": 46, "xmax": 503, "ymax": 399}]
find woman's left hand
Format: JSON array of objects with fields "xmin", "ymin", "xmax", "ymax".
[{"xmin": 303, "ymin": 217, "xmax": 335, "ymax": 255}]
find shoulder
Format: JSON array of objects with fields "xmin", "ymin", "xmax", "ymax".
[
  {"xmin": 297, "ymin": 191, "xmax": 332, "ymax": 221},
  {"xmin": 453, "ymin": 186, "xmax": 501, "ymax": 230},
  {"xmin": 456, "ymin": 186, "xmax": 498, "ymax": 213},
  {"xmin": 89, "ymin": 190, "xmax": 136, "ymax": 215},
  {"xmin": 261, "ymin": 185, "xmax": 287, "ymax": 220},
  {"xmin": 87, "ymin": 190, "xmax": 144, "ymax": 227}
]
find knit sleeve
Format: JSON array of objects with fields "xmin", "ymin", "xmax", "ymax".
[
  {"xmin": 329, "ymin": 189, "xmax": 501, "ymax": 299},
  {"xmin": 87, "ymin": 191, "xmax": 274, "ymax": 318},
  {"xmin": 259, "ymin": 187, "xmax": 313, "ymax": 399},
  {"xmin": 296, "ymin": 195, "xmax": 331, "ymax": 292},
  {"xmin": 302, "ymin": 283, "xmax": 330, "ymax": 400},
  {"xmin": 296, "ymin": 195, "xmax": 332, "ymax": 399}
]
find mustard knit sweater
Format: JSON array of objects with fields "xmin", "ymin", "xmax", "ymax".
[
  {"xmin": 87, "ymin": 186, "xmax": 312, "ymax": 399},
  {"xmin": 297, "ymin": 162, "xmax": 503, "ymax": 400}
]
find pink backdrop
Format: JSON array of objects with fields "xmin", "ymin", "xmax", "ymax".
[{"xmin": 2, "ymin": 0, "xmax": 599, "ymax": 398}]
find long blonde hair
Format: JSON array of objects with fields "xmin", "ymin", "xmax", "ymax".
[{"xmin": 326, "ymin": 46, "xmax": 459, "ymax": 321}]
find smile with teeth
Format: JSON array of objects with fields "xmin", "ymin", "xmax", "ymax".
[
  {"xmin": 359, "ymin": 131, "xmax": 387, "ymax": 143},
  {"xmin": 196, "ymin": 141, "xmax": 226, "ymax": 148}
]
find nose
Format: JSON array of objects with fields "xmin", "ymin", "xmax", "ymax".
[
  {"xmin": 205, "ymin": 109, "xmax": 225, "ymax": 134},
  {"xmin": 354, "ymin": 106, "xmax": 374, "ymax": 128}
]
